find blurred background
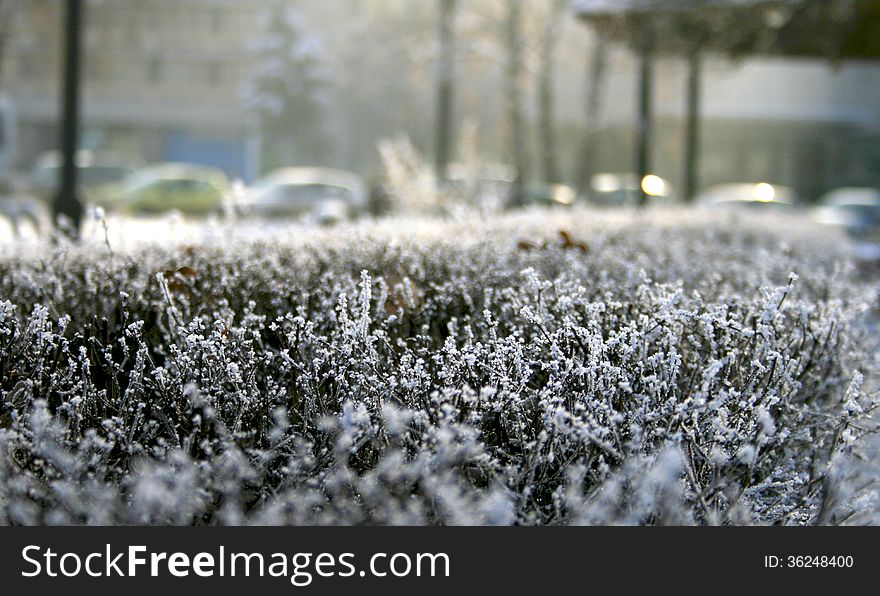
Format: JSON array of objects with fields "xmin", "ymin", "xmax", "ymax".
[{"xmin": 0, "ymin": 0, "xmax": 879, "ymax": 243}]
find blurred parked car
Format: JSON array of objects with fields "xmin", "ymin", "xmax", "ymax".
[
  {"xmin": 446, "ymin": 162, "xmax": 515, "ymax": 203},
  {"xmin": 813, "ymin": 187, "xmax": 880, "ymax": 238},
  {"xmin": 589, "ymin": 172, "xmax": 673, "ymax": 206},
  {"xmin": 244, "ymin": 167, "xmax": 366, "ymax": 224},
  {"xmin": 506, "ymin": 183, "xmax": 578, "ymax": 210},
  {"xmin": 121, "ymin": 163, "xmax": 229, "ymax": 215},
  {"xmin": 28, "ymin": 150, "xmax": 135, "ymax": 209},
  {"xmin": 696, "ymin": 182, "xmax": 795, "ymax": 210},
  {"xmin": 0, "ymin": 193, "xmax": 44, "ymax": 238}
]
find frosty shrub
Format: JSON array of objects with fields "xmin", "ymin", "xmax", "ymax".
[
  {"xmin": 379, "ymin": 136, "xmax": 442, "ymax": 215},
  {"xmin": 378, "ymin": 134, "xmax": 505, "ymax": 216},
  {"xmin": 0, "ymin": 207, "xmax": 876, "ymax": 525}
]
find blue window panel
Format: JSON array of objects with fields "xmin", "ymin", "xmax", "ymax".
[{"xmin": 162, "ymin": 131, "xmax": 247, "ymax": 180}]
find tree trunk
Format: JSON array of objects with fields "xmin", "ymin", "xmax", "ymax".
[
  {"xmin": 435, "ymin": 0, "xmax": 456, "ymax": 183},
  {"xmin": 506, "ymin": 0, "xmax": 528, "ymax": 203},
  {"xmin": 575, "ymin": 35, "xmax": 607, "ymax": 196},
  {"xmin": 537, "ymin": 0, "xmax": 566, "ymax": 185},
  {"xmin": 635, "ymin": 24, "xmax": 654, "ymax": 208}
]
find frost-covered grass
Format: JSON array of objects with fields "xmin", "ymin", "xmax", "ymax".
[{"xmin": 0, "ymin": 207, "xmax": 877, "ymax": 525}]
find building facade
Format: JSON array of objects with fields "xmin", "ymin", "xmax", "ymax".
[
  {"xmin": 1, "ymin": 0, "xmax": 261, "ymax": 179},
  {"xmin": 589, "ymin": 51, "xmax": 880, "ymax": 200}
]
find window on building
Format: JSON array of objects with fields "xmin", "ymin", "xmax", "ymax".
[
  {"xmin": 146, "ymin": 55, "xmax": 164, "ymax": 84},
  {"xmin": 210, "ymin": 7, "xmax": 223, "ymax": 32},
  {"xmin": 147, "ymin": 6, "xmax": 161, "ymax": 29},
  {"xmin": 17, "ymin": 54, "xmax": 36, "ymax": 80},
  {"xmin": 207, "ymin": 61, "xmax": 222, "ymax": 86},
  {"xmin": 85, "ymin": 59, "xmax": 98, "ymax": 82}
]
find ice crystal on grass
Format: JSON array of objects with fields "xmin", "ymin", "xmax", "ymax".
[{"xmin": 0, "ymin": 207, "xmax": 876, "ymax": 525}]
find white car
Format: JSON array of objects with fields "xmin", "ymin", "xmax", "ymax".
[
  {"xmin": 590, "ymin": 172, "xmax": 673, "ymax": 206},
  {"xmin": 696, "ymin": 183, "xmax": 796, "ymax": 209},
  {"xmin": 244, "ymin": 168, "xmax": 366, "ymax": 224},
  {"xmin": 813, "ymin": 187, "xmax": 880, "ymax": 238}
]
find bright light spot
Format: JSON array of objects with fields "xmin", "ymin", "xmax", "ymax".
[
  {"xmin": 591, "ymin": 174, "xmax": 621, "ymax": 193},
  {"xmin": 641, "ymin": 175, "xmax": 667, "ymax": 197},
  {"xmin": 754, "ymin": 183, "xmax": 776, "ymax": 202},
  {"xmin": 551, "ymin": 185, "xmax": 576, "ymax": 205}
]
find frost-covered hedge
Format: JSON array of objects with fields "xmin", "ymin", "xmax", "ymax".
[{"xmin": 0, "ymin": 208, "xmax": 876, "ymax": 525}]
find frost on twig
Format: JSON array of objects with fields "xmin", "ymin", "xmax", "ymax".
[{"xmin": 0, "ymin": 208, "xmax": 876, "ymax": 525}]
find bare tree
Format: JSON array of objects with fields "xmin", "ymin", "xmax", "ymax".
[
  {"xmin": 462, "ymin": 0, "xmax": 575, "ymax": 191},
  {"xmin": 243, "ymin": 1, "xmax": 332, "ymax": 172},
  {"xmin": 576, "ymin": 35, "xmax": 608, "ymax": 195},
  {"xmin": 505, "ymin": 0, "xmax": 528, "ymax": 202},
  {"xmin": 435, "ymin": 0, "xmax": 457, "ymax": 182},
  {"xmin": 535, "ymin": 0, "xmax": 567, "ymax": 185}
]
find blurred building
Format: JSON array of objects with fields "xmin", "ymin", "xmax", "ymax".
[
  {"xmin": 3, "ymin": 0, "xmax": 879, "ymax": 199},
  {"xmin": 590, "ymin": 53, "xmax": 880, "ymax": 201},
  {"xmin": 1, "ymin": 0, "xmax": 260, "ymax": 179},
  {"xmin": 576, "ymin": 0, "xmax": 880, "ymax": 202}
]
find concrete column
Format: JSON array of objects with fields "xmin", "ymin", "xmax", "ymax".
[
  {"xmin": 635, "ymin": 26, "xmax": 655, "ymax": 207},
  {"xmin": 683, "ymin": 49, "xmax": 703, "ymax": 202}
]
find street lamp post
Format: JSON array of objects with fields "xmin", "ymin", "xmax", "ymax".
[{"xmin": 53, "ymin": 0, "xmax": 83, "ymax": 237}]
